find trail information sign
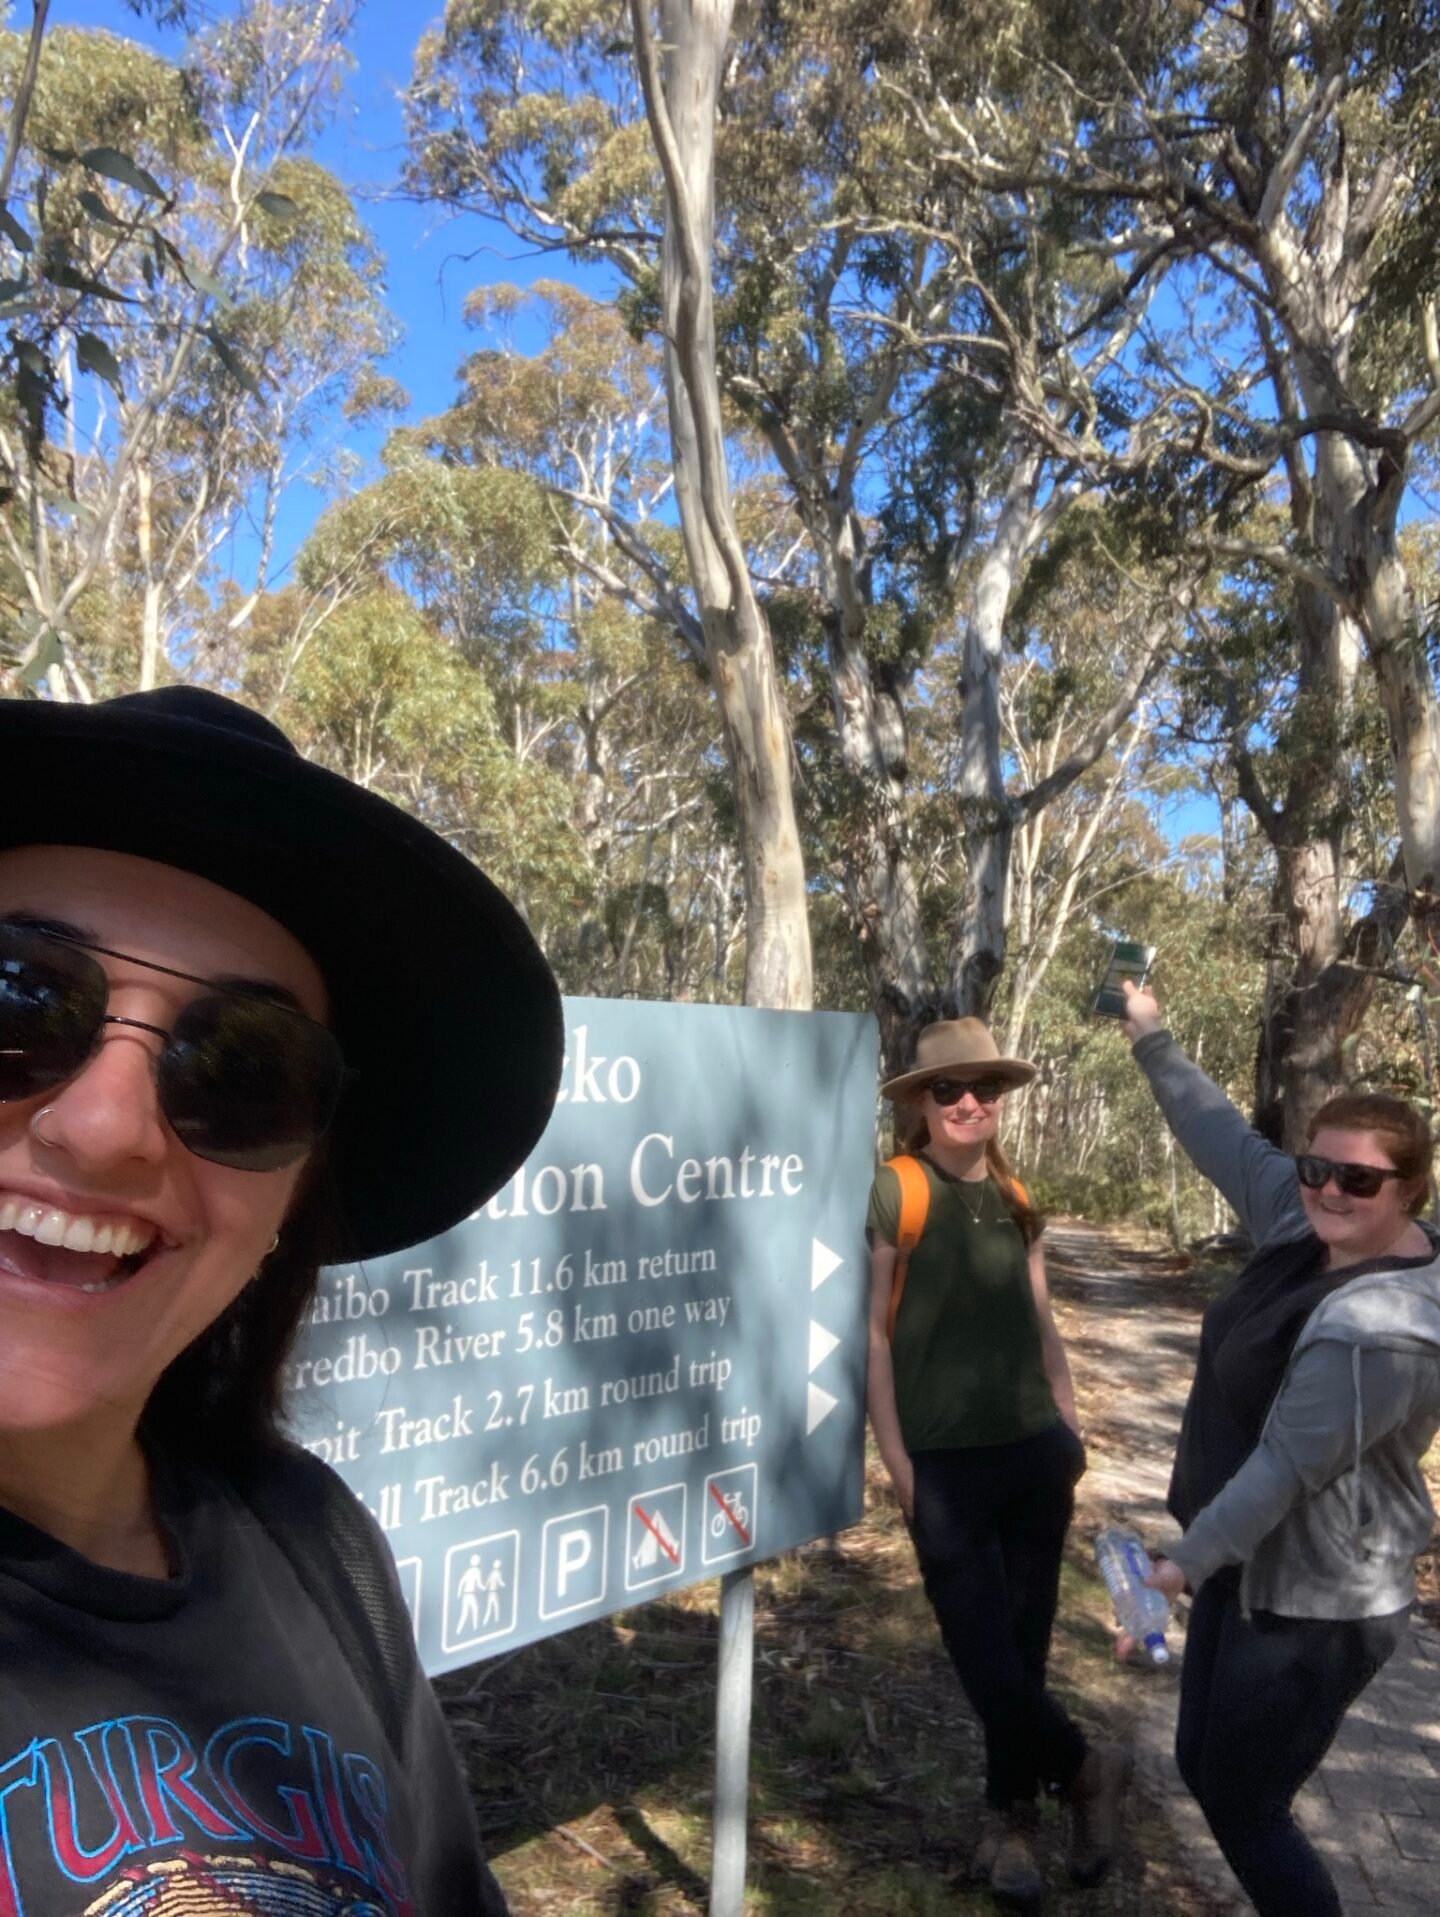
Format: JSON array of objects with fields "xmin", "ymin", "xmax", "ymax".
[{"xmin": 287, "ymin": 999, "xmax": 878, "ymax": 1675}]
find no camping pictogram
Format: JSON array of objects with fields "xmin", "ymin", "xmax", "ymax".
[
  {"xmin": 703, "ymin": 1464, "xmax": 758, "ymax": 1565},
  {"xmin": 626, "ymin": 1483, "xmax": 687, "ymax": 1591}
]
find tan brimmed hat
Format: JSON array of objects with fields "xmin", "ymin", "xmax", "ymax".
[{"xmin": 881, "ymin": 1017, "xmax": 1037, "ymax": 1100}]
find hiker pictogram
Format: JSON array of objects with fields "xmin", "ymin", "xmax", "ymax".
[{"xmin": 442, "ymin": 1531, "xmax": 519, "ymax": 1653}]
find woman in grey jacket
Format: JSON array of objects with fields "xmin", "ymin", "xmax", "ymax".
[{"xmin": 1123, "ymin": 981, "xmax": 1440, "ymax": 1917}]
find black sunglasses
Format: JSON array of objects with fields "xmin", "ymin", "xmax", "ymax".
[
  {"xmin": 926, "ymin": 1075, "xmax": 1008, "ymax": 1107},
  {"xmin": 0, "ymin": 920, "xmax": 346, "ymax": 1172},
  {"xmin": 1294, "ymin": 1154, "xmax": 1404, "ymax": 1201}
]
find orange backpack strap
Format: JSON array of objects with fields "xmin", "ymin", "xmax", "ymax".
[{"xmin": 883, "ymin": 1154, "xmax": 931, "ymax": 1343}]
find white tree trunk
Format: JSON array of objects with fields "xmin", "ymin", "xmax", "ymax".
[
  {"xmin": 136, "ymin": 461, "xmax": 163, "ymax": 693},
  {"xmin": 1262, "ymin": 177, "xmax": 1440, "ymax": 977},
  {"xmin": 950, "ymin": 456, "xmax": 1039, "ymax": 1014},
  {"xmin": 632, "ymin": 0, "xmax": 813, "ymax": 1011}
]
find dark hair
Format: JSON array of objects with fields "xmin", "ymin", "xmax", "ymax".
[
  {"xmin": 140, "ymin": 1160, "xmax": 348, "ymax": 1473},
  {"xmin": 1308, "ymin": 1091, "xmax": 1435, "ymax": 1218},
  {"xmin": 897, "ymin": 1091, "xmax": 1046, "ymax": 1246}
]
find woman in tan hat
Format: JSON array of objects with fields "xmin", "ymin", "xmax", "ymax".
[{"xmin": 866, "ymin": 1018, "xmax": 1130, "ymax": 1906}]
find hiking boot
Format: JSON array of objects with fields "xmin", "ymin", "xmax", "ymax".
[
  {"xmin": 1064, "ymin": 1742, "xmax": 1133, "ymax": 1887},
  {"xmin": 966, "ymin": 1809, "xmax": 1003, "ymax": 1884},
  {"xmin": 988, "ymin": 1805, "xmax": 1043, "ymax": 1909}
]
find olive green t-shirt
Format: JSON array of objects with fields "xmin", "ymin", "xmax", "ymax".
[{"xmin": 868, "ymin": 1156, "xmax": 1057, "ymax": 1451}]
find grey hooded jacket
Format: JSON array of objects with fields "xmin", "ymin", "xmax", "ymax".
[{"xmin": 1135, "ymin": 1030, "xmax": 1440, "ymax": 1619}]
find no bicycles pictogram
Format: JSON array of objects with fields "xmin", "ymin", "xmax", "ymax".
[{"xmin": 703, "ymin": 1464, "xmax": 758, "ymax": 1566}]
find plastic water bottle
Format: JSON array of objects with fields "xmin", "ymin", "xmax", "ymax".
[{"xmin": 1095, "ymin": 1525, "xmax": 1171, "ymax": 1665}]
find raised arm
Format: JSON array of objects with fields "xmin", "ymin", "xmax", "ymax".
[{"xmin": 1122, "ymin": 982, "xmax": 1307, "ymax": 1250}]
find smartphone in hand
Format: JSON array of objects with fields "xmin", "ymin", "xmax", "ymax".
[{"xmin": 1092, "ymin": 939, "xmax": 1156, "ymax": 1019}]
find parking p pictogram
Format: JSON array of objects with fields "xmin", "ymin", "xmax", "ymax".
[{"xmin": 539, "ymin": 1505, "xmax": 609, "ymax": 1620}]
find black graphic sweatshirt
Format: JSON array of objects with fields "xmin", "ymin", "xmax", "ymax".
[{"xmin": 0, "ymin": 1452, "xmax": 507, "ymax": 1917}]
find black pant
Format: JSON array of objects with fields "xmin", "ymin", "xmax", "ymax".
[
  {"xmin": 909, "ymin": 1421, "xmax": 1090, "ymax": 1808},
  {"xmin": 1177, "ymin": 1566, "xmax": 1406, "ymax": 1916}
]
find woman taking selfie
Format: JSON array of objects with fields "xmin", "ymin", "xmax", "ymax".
[
  {"xmin": 866, "ymin": 1018, "xmax": 1130, "ymax": 1908},
  {"xmin": 1124, "ymin": 980, "xmax": 1440, "ymax": 1917},
  {"xmin": 0, "ymin": 686, "xmax": 562, "ymax": 1916}
]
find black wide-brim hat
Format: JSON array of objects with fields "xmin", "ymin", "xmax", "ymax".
[{"xmin": 0, "ymin": 687, "xmax": 564, "ymax": 1260}]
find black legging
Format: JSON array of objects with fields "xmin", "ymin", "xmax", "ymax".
[
  {"xmin": 909, "ymin": 1420, "xmax": 1089, "ymax": 1808},
  {"xmin": 1178, "ymin": 1566, "xmax": 1406, "ymax": 1916}
]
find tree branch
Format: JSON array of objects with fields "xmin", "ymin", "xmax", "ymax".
[
  {"xmin": 1015, "ymin": 609, "xmax": 1175, "ymax": 821},
  {"xmin": 0, "ymin": 0, "xmax": 51, "ymax": 213}
]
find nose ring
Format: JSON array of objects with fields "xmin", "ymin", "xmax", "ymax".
[{"xmin": 30, "ymin": 1106, "xmax": 61, "ymax": 1150}]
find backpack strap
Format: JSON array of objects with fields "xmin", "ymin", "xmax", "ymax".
[
  {"xmin": 884, "ymin": 1153, "xmax": 931, "ymax": 1343},
  {"xmin": 238, "ymin": 1443, "xmax": 415, "ymax": 1763}
]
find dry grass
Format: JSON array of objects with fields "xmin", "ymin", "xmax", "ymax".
[{"xmin": 440, "ymin": 1445, "xmax": 1235, "ymax": 1914}]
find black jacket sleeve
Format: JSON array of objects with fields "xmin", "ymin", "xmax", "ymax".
[{"xmin": 402, "ymin": 1667, "xmax": 511, "ymax": 1916}]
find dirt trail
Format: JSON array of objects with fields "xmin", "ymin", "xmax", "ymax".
[{"xmin": 1047, "ymin": 1222, "xmax": 1440, "ymax": 1917}]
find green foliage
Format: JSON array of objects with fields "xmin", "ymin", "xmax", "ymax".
[
  {"xmin": 0, "ymin": 24, "xmax": 220, "ymax": 445},
  {"xmin": 0, "ymin": 8, "xmax": 379, "ymax": 693}
]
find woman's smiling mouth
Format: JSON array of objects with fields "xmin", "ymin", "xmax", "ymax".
[{"xmin": 0, "ymin": 1191, "xmax": 164, "ymax": 1293}]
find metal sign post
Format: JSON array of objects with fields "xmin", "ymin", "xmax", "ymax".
[{"xmin": 710, "ymin": 1565, "xmax": 755, "ymax": 1916}]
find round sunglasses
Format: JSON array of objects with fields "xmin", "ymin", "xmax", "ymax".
[
  {"xmin": 925, "ymin": 1075, "xmax": 1008, "ymax": 1107},
  {"xmin": 0, "ymin": 920, "xmax": 346, "ymax": 1172},
  {"xmin": 1294, "ymin": 1154, "xmax": 1404, "ymax": 1201}
]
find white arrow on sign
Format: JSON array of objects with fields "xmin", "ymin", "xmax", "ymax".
[
  {"xmin": 811, "ymin": 1239, "xmax": 843, "ymax": 1291},
  {"xmin": 808, "ymin": 1318, "xmax": 840, "ymax": 1374},
  {"xmin": 806, "ymin": 1380, "xmax": 838, "ymax": 1436}
]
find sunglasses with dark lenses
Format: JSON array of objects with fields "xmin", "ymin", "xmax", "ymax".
[
  {"xmin": 0, "ymin": 920, "xmax": 345, "ymax": 1172},
  {"xmin": 926, "ymin": 1075, "xmax": 1008, "ymax": 1107},
  {"xmin": 1294, "ymin": 1154, "xmax": 1404, "ymax": 1200}
]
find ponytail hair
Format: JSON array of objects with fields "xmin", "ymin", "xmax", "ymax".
[
  {"xmin": 985, "ymin": 1133, "xmax": 1046, "ymax": 1247},
  {"xmin": 894, "ymin": 1096, "xmax": 1046, "ymax": 1246}
]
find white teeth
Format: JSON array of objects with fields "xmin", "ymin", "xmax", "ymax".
[{"xmin": 0, "ymin": 1196, "xmax": 157, "ymax": 1260}]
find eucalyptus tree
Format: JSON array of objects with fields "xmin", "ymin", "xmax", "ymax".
[
  {"xmin": 406, "ymin": 0, "xmax": 969, "ymax": 1042},
  {"xmin": 627, "ymin": 0, "xmax": 814, "ymax": 1010},
  {"xmin": 293, "ymin": 364, "xmax": 743, "ymax": 1000},
  {"xmin": 1170, "ymin": 551, "xmax": 1404, "ymax": 1140},
  {"xmin": 0, "ymin": 0, "xmax": 371, "ymax": 697},
  {"xmin": 858, "ymin": 2, "xmax": 1222, "ymax": 1018},
  {"xmin": 913, "ymin": 1, "xmax": 1440, "ymax": 1117},
  {"xmin": 409, "ymin": 0, "xmax": 812, "ymax": 1009}
]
